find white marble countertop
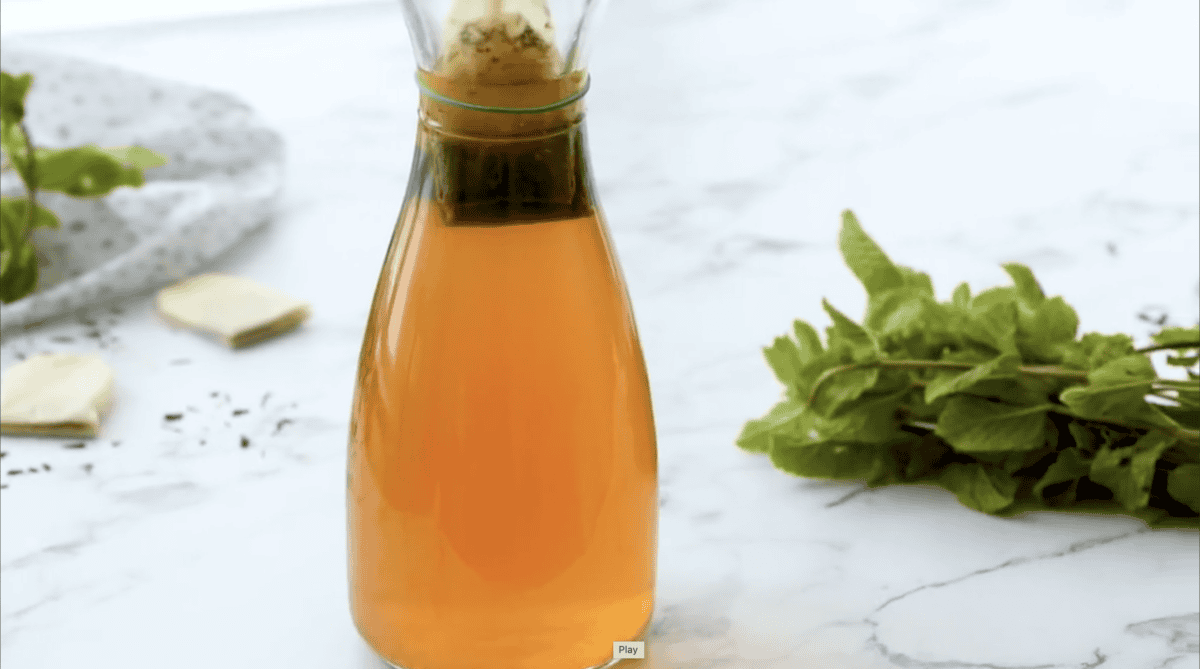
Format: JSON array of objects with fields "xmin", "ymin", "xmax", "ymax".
[{"xmin": 2, "ymin": 2, "xmax": 1198, "ymax": 667}]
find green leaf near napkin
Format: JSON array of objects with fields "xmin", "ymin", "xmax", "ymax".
[{"xmin": 0, "ymin": 70, "xmax": 168, "ymax": 304}]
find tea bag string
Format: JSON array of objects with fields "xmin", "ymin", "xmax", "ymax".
[{"xmin": 415, "ymin": 73, "xmax": 591, "ymax": 114}]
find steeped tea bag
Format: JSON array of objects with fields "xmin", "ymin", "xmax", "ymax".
[
  {"xmin": 439, "ymin": 0, "xmax": 562, "ymax": 83},
  {"xmin": 156, "ymin": 273, "xmax": 310, "ymax": 348},
  {"xmin": 1, "ymin": 353, "xmax": 115, "ymax": 438}
]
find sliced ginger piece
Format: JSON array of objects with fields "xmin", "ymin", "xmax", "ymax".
[
  {"xmin": 1, "ymin": 353, "xmax": 115, "ymax": 438},
  {"xmin": 156, "ymin": 273, "xmax": 310, "ymax": 348}
]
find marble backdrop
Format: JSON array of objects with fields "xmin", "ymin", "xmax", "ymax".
[{"xmin": 1, "ymin": 1, "xmax": 1197, "ymax": 667}]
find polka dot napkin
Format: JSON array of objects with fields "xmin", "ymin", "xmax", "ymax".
[{"xmin": 0, "ymin": 47, "xmax": 285, "ymax": 333}]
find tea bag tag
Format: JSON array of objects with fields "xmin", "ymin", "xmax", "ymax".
[
  {"xmin": 1, "ymin": 353, "xmax": 115, "ymax": 438},
  {"xmin": 157, "ymin": 273, "xmax": 311, "ymax": 348}
]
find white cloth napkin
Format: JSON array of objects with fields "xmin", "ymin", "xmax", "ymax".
[{"xmin": 0, "ymin": 47, "xmax": 285, "ymax": 334}]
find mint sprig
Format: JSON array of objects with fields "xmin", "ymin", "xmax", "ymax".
[
  {"xmin": 739, "ymin": 210, "xmax": 1200, "ymax": 527},
  {"xmin": 1, "ymin": 70, "xmax": 167, "ymax": 304}
]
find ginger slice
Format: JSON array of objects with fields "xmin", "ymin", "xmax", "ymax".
[
  {"xmin": 157, "ymin": 273, "xmax": 310, "ymax": 348},
  {"xmin": 1, "ymin": 353, "xmax": 115, "ymax": 438}
]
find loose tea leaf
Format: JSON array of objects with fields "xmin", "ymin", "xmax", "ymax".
[{"xmin": 739, "ymin": 210, "xmax": 1200, "ymax": 527}]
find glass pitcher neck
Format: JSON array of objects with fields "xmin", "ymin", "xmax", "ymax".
[
  {"xmin": 409, "ymin": 91, "xmax": 597, "ymax": 225},
  {"xmin": 416, "ymin": 69, "xmax": 589, "ymax": 139}
]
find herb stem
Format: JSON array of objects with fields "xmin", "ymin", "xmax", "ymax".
[
  {"xmin": 1045, "ymin": 408, "xmax": 1200, "ymax": 449},
  {"xmin": 808, "ymin": 360, "xmax": 1089, "ymax": 405},
  {"xmin": 1153, "ymin": 378, "xmax": 1200, "ymax": 390},
  {"xmin": 810, "ymin": 360, "xmax": 1200, "ymax": 448},
  {"xmin": 1134, "ymin": 341, "xmax": 1200, "ymax": 354},
  {"xmin": 900, "ymin": 411, "xmax": 1198, "ymax": 452},
  {"xmin": 15, "ymin": 120, "xmax": 38, "ymax": 232},
  {"xmin": 811, "ymin": 360, "xmax": 1195, "ymax": 403}
]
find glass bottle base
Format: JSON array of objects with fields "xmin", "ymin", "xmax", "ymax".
[
  {"xmin": 369, "ymin": 619, "xmax": 651, "ymax": 669},
  {"xmin": 380, "ymin": 658, "xmax": 639, "ymax": 669}
]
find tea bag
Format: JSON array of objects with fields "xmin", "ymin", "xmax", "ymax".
[
  {"xmin": 439, "ymin": 0, "xmax": 562, "ymax": 82},
  {"xmin": 1, "ymin": 353, "xmax": 115, "ymax": 438},
  {"xmin": 156, "ymin": 273, "xmax": 310, "ymax": 348}
]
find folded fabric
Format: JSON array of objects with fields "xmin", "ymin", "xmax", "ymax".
[
  {"xmin": 157, "ymin": 273, "xmax": 311, "ymax": 348},
  {"xmin": 1, "ymin": 353, "xmax": 115, "ymax": 438},
  {"xmin": 0, "ymin": 47, "xmax": 284, "ymax": 335}
]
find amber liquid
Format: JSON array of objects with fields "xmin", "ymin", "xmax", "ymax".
[{"xmin": 348, "ymin": 111, "xmax": 658, "ymax": 668}]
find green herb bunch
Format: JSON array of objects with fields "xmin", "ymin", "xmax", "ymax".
[
  {"xmin": 739, "ymin": 211, "xmax": 1200, "ymax": 528},
  {"xmin": 1, "ymin": 70, "xmax": 167, "ymax": 303}
]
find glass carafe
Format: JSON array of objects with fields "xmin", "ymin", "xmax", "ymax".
[{"xmin": 347, "ymin": 2, "xmax": 658, "ymax": 667}]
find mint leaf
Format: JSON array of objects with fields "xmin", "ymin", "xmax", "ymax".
[
  {"xmin": 810, "ymin": 366, "xmax": 881, "ymax": 417},
  {"xmin": 763, "ymin": 335, "xmax": 804, "ymax": 388},
  {"xmin": 1167, "ymin": 464, "xmax": 1200, "ymax": 513},
  {"xmin": 1015, "ymin": 296, "xmax": 1079, "ymax": 363},
  {"xmin": 1151, "ymin": 325, "xmax": 1200, "ymax": 349},
  {"xmin": 935, "ymin": 396, "xmax": 1051, "ymax": 452},
  {"xmin": 1158, "ymin": 406, "xmax": 1199, "ymax": 430},
  {"xmin": 0, "ymin": 71, "xmax": 32, "ymax": 124},
  {"xmin": 939, "ymin": 463, "xmax": 1018, "ymax": 513},
  {"xmin": 1, "ymin": 72, "xmax": 35, "ymax": 188},
  {"xmin": 761, "ymin": 320, "xmax": 830, "ymax": 401},
  {"xmin": 1033, "ymin": 447, "xmax": 1092, "ymax": 500},
  {"xmin": 972, "ymin": 377, "xmax": 1059, "ymax": 407},
  {"xmin": 792, "ymin": 320, "xmax": 824, "ymax": 362},
  {"xmin": 770, "ymin": 436, "xmax": 891, "ymax": 482},
  {"xmin": 0, "ymin": 202, "xmax": 38, "ymax": 302},
  {"xmin": 814, "ymin": 389, "xmax": 908, "ymax": 442},
  {"xmin": 822, "ymin": 298, "xmax": 877, "ymax": 362},
  {"xmin": 36, "ymin": 146, "xmax": 146, "ymax": 197},
  {"xmin": 1028, "ymin": 296, "xmax": 1079, "ymax": 341},
  {"xmin": 900, "ymin": 382, "xmax": 949, "ymax": 423},
  {"xmin": 873, "ymin": 296, "xmax": 958, "ymax": 362},
  {"xmin": 951, "ymin": 282, "xmax": 971, "ymax": 310},
  {"xmin": 1066, "ymin": 421, "xmax": 1094, "ymax": 450},
  {"xmin": 864, "ymin": 286, "xmax": 926, "ymax": 336},
  {"xmin": 0, "ymin": 125, "xmax": 33, "ymax": 185},
  {"xmin": 975, "ymin": 445, "xmax": 1053, "ymax": 475},
  {"xmin": 0, "ymin": 198, "xmax": 59, "ymax": 231},
  {"xmin": 96, "ymin": 145, "xmax": 168, "ymax": 170},
  {"xmin": 1, "ymin": 71, "xmax": 168, "ymax": 304},
  {"xmin": 947, "ymin": 298, "xmax": 1020, "ymax": 356},
  {"xmin": 970, "ymin": 285, "xmax": 1017, "ymax": 313},
  {"xmin": 1175, "ymin": 386, "xmax": 1200, "ymax": 409},
  {"xmin": 838, "ymin": 210, "xmax": 903, "ymax": 297},
  {"xmin": 897, "ymin": 433, "xmax": 950, "ymax": 479},
  {"xmin": 742, "ymin": 210, "xmax": 1199, "ymax": 526},
  {"xmin": 1001, "ymin": 263, "xmax": 1045, "ymax": 306},
  {"xmin": 897, "ymin": 265, "xmax": 934, "ymax": 297},
  {"xmin": 1061, "ymin": 332, "xmax": 1136, "ymax": 371},
  {"xmin": 925, "ymin": 353, "xmax": 1022, "ymax": 404},
  {"xmin": 1089, "ymin": 431, "xmax": 1174, "ymax": 511},
  {"xmin": 737, "ymin": 400, "xmax": 807, "ymax": 454},
  {"xmin": 1060, "ymin": 355, "xmax": 1179, "ymax": 430}
]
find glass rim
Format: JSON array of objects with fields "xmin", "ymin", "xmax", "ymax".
[{"xmin": 415, "ymin": 73, "xmax": 591, "ymax": 115}]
